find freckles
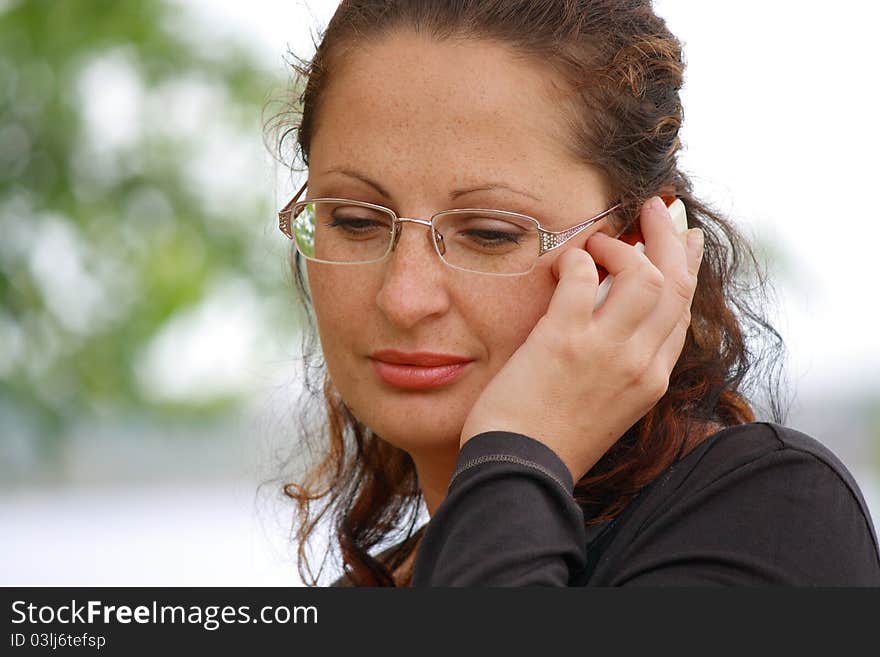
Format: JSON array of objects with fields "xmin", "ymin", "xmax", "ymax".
[
  {"xmin": 309, "ymin": 268, "xmax": 376, "ymax": 348},
  {"xmin": 461, "ymin": 274, "xmax": 554, "ymax": 356}
]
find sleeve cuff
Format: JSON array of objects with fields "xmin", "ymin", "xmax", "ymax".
[{"xmin": 451, "ymin": 431, "xmax": 575, "ymax": 494}]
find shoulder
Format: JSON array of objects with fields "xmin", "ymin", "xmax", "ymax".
[
  {"xmin": 675, "ymin": 421, "xmax": 867, "ymax": 498},
  {"xmin": 669, "ymin": 422, "xmax": 877, "ymax": 539},
  {"xmin": 589, "ymin": 422, "xmax": 880, "ymax": 585}
]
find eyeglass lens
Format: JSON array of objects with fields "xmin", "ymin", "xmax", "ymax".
[{"xmin": 292, "ymin": 201, "xmax": 541, "ymax": 274}]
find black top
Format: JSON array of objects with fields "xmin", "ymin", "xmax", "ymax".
[{"xmin": 406, "ymin": 422, "xmax": 880, "ymax": 586}]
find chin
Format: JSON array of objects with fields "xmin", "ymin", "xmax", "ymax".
[
  {"xmin": 385, "ymin": 428, "xmax": 462, "ymax": 455},
  {"xmin": 358, "ymin": 405, "xmax": 466, "ymax": 454},
  {"xmin": 329, "ymin": 361, "xmax": 486, "ymax": 455}
]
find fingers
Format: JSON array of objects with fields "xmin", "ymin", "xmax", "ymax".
[
  {"xmin": 548, "ymin": 196, "xmax": 704, "ymax": 364},
  {"xmin": 637, "ymin": 195, "xmax": 703, "ymax": 370},
  {"xmin": 654, "ymin": 226, "xmax": 705, "ymax": 373},
  {"xmin": 637, "ymin": 196, "xmax": 698, "ymax": 341},
  {"xmin": 585, "ymin": 221, "xmax": 664, "ymax": 338},
  {"xmin": 641, "ymin": 195, "xmax": 689, "ymax": 287},
  {"xmin": 586, "ymin": 195, "xmax": 703, "ymax": 349},
  {"xmin": 546, "ymin": 247, "xmax": 600, "ymax": 326}
]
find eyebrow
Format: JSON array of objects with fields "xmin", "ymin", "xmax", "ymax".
[{"xmin": 320, "ymin": 167, "xmax": 541, "ymax": 202}]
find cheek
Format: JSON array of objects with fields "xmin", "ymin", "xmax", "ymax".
[
  {"xmin": 308, "ymin": 265, "xmax": 374, "ymax": 357},
  {"xmin": 463, "ymin": 268, "xmax": 556, "ymax": 364},
  {"xmin": 303, "ymin": 262, "xmax": 557, "ymax": 448}
]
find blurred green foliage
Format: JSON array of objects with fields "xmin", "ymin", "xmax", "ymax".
[{"xmin": 0, "ymin": 0, "xmax": 300, "ymax": 475}]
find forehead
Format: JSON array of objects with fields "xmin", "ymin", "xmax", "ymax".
[{"xmin": 309, "ymin": 31, "xmax": 586, "ymax": 194}]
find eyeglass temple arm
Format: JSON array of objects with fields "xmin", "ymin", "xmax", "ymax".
[
  {"xmin": 278, "ymin": 180, "xmax": 309, "ymax": 239},
  {"xmin": 538, "ymin": 202, "xmax": 623, "ymax": 255}
]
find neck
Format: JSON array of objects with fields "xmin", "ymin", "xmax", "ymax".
[{"xmin": 409, "ymin": 444, "xmax": 459, "ymax": 517}]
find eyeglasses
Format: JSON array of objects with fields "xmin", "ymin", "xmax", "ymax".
[{"xmin": 278, "ymin": 180, "xmax": 623, "ymax": 276}]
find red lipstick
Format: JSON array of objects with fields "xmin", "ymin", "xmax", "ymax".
[{"xmin": 369, "ymin": 350, "xmax": 473, "ymax": 391}]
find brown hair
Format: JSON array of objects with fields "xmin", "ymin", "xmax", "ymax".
[{"xmin": 268, "ymin": 0, "xmax": 790, "ymax": 586}]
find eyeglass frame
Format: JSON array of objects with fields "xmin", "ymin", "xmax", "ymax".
[{"xmin": 277, "ymin": 180, "xmax": 624, "ymax": 276}]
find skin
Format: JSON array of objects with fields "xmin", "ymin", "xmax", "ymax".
[{"xmin": 305, "ymin": 32, "xmax": 704, "ymax": 517}]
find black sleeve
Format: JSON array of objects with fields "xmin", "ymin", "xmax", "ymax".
[
  {"xmin": 411, "ymin": 431, "xmax": 587, "ymax": 586},
  {"xmin": 600, "ymin": 444, "xmax": 880, "ymax": 586}
]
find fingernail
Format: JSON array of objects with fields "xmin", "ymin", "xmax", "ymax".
[
  {"xmin": 649, "ymin": 196, "xmax": 666, "ymax": 213},
  {"xmin": 687, "ymin": 228, "xmax": 704, "ymax": 252}
]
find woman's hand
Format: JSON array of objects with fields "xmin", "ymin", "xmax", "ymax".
[{"xmin": 459, "ymin": 196, "xmax": 705, "ymax": 483}]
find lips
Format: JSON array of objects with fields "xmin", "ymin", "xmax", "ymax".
[
  {"xmin": 370, "ymin": 350, "xmax": 472, "ymax": 366},
  {"xmin": 369, "ymin": 350, "xmax": 473, "ymax": 390}
]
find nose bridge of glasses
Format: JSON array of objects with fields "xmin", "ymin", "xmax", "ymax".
[
  {"xmin": 391, "ymin": 216, "xmax": 441, "ymax": 253},
  {"xmin": 395, "ymin": 217, "xmax": 433, "ymax": 228}
]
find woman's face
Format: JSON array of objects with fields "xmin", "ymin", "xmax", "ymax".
[{"xmin": 306, "ymin": 32, "xmax": 613, "ymax": 455}]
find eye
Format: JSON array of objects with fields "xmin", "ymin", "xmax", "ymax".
[
  {"xmin": 328, "ymin": 217, "xmax": 386, "ymax": 232},
  {"xmin": 448, "ymin": 215, "xmax": 528, "ymax": 251},
  {"xmin": 461, "ymin": 227, "xmax": 523, "ymax": 246},
  {"xmin": 324, "ymin": 207, "xmax": 393, "ymax": 237}
]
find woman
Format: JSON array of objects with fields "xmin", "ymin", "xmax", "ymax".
[{"xmin": 270, "ymin": 0, "xmax": 880, "ymax": 586}]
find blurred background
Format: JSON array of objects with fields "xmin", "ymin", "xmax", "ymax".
[{"xmin": 2, "ymin": 0, "xmax": 878, "ymax": 586}]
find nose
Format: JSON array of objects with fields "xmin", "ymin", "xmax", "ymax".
[{"xmin": 375, "ymin": 219, "xmax": 452, "ymax": 330}]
